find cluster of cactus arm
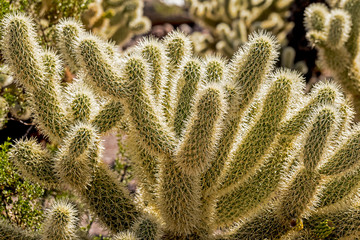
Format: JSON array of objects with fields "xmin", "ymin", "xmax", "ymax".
[
  {"xmin": 305, "ymin": 0, "xmax": 360, "ymax": 120},
  {"xmin": 188, "ymin": 0, "xmax": 294, "ymax": 57},
  {"xmin": 1, "ymin": 12, "xmax": 360, "ymax": 240},
  {"xmin": 82, "ymin": 0, "xmax": 151, "ymax": 46}
]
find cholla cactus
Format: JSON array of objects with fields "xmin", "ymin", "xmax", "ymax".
[
  {"xmin": 1, "ymin": 13, "xmax": 360, "ymax": 239},
  {"xmin": 188, "ymin": 0, "xmax": 294, "ymax": 57},
  {"xmin": 0, "ymin": 96, "xmax": 8, "ymax": 129},
  {"xmin": 82, "ymin": 0, "xmax": 151, "ymax": 46},
  {"xmin": 304, "ymin": 0, "xmax": 360, "ymax": 120}
]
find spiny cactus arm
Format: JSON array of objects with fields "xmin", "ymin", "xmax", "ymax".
[
  {"xmin": 137, "ymin": 38, "xmax": 168, "ymax": 104},
  {"xmin": 127, "ymin": 134, "xmax": 159, "ymax": 204},
  {"xmin": 173, "ymin": 58, "xmax": 203, "ymax": 137},
  {"xmin": 175, "ymin": 85, "xmax": 225, "ymax": 176},
  {"xmin": 55, "ymin": 123, "xmax": 101, "ymax": 190},
  {"xmin": 303, "ymin": 108, "xmax": 338, "ymax": 171},
  {"xmin": 65, "ymin": 80, "xmax": 99, "ymax": 123},
  {"xmin": 281, "ymin": 82, "xmax": 341, "ymax": 136},
  {"xmin": 113, "ymin": 231, "xmax": 138, "ymax": 240},
  {"xmin": 9, "ymin": 138, "xmax": 58, "ymax": 188},
  {"xmin": 203, "ymin": 56, "xmax": 226, "ymax": 84},
  {"xmin": 132, "ymin": 214, "xmax": 162, "ymax": 240},
  {"xmin": 342, "ymin": 0, "xmax": 360, "ymax": 59},
  {"xmin": 28, "ymin": 50, "xmax": 70, "ymax": 142},
  {"xmin": 317, "ymin": 168, "xmax": 360, "ymax": 208},
  {"xmin": 224, "ymin": 207, "xmax": 286, "ymax": 239},
  {"xmin": 158, "ymin": 157, "xmax": 202, "ymax": 236},
  {"xmin": 162, "ymin": 31, "xmax": 192, "ymax": 122},
  {"xmin": 218, "ymin": 70, "xmax": 297, "ymax": 193},
  {"xmin": 201, "ymin": 31, "xmax": 279, "ymax": 192},
  {"xmin": 0, "ymin": 97, "xmax": 8, "ymax": 129},
  {"xmin": 124, "ymin": 55, "xmax": 176, "ymax": 157},
  {"xmin": 81, "ymin": 163, "xmax": 139, "ymax": 233},
  {"xmin": 1, "ymin": 14, "xmax": 69, "ymax": 142},
  {"xmin": 331, "ymin": 101, "xmax": 354, "ymax": 142},
  {"xmin": 56, "ymin": 18, "xmax": 85, "ymax": 72},
  {"xmin": 214, "ymin": 136, "xmax": 300, "ymax": 227},
  {"xmin": 0, "ymin": 219, "xmax": 40, "ymax": 240},
  {"xmin": 305, "ymin": 206, "xmax": 360, "ymax": 239},
  {"xmin": 76, "ymin": 34, "xmax": 126, "ymax": 98},
  {"xmin": 0, "ymin": 13, "xmax": 45, "ymax": 91},
  {"xmin": 278, "ymin": 107, "xmax": 338, "ymax": 222},
  {"xmin": 304, "ymin": 3, "xmax": 329, "ymax": 32},
  {"xmin": 325, "ymin": 9, "xmax": 352, "ymax": 49},
  {"xmin": 319, "ymin": 125, "xmax": 360, "ymax": 175},
  {"xmin": 41, "ymin": 200, "xmax": 79, "ymax": 240},
  {"xmin": 92, "ymin": 100, "xmax": 125, "ymax": 134},
  {"xmin": 214, "ymin": 83, "xmax": 341, "ymax": 226}
]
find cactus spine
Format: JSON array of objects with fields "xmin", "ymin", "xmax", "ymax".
[{"xmin": 2, "ymin": 12, "xmax": 360, "ymax": 240}]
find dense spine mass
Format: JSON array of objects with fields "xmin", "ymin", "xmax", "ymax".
[{"xmin": 1, "ymin": 12, "xmax": 360, "ymax": 240}]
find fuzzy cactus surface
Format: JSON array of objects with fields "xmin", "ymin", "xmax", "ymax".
[
  {"xmin": 305, "ymin": 0, "xmax": 360, "ymax": 120},
  {"xmin": 1, "ymin": 12, "xmax": 360, "ymax": 240}
]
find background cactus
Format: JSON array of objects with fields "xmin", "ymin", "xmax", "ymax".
[
  {"xmin": 1, "ymin": 12, "xmax": 360, "ymax": 240},
  {"xmin": 82, "ymin": 0, "xmax": 151, "ymax": 46},
  {"xmin": 187, "ymin": 0, "xmax": 294, "ymax": 57},
  {"xmin": 304, "ymin": 0, "xmax": 360, "ymax": 120}
]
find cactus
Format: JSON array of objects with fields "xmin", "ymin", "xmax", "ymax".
[
  {"xmin": 304, "ymin": 0, "xmax": 360, "ymax": 120},
  {"xmin": 82, "ymin": 0, "xmax": 151, "ymax": 46},
  {"xmin": 188, "ymin": 0, "xmax": 294, "ymax": 57},
  {"xmin": 0, "ymin": 96, "xmax": 8, "ymax": 128},
  {"xmin": 2, "ymin": 12, "xmax": 360, "ymax": 239}
]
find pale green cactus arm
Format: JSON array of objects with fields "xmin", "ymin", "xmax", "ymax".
[
  {"xmin": 218, "ymin": 70, "xmax": 298, "ymax": 194},
  {"xmin": 81, "ymin": 163, "xmax": 140, "ymax": 232},
  {"xmin": 126, "ymin": 134, "xmax": 158, "ymax": 204},
  {"xmin": 158, "ymin": 157, "xmax": 202, "ymax": 236},
  {"xmin": 305, "ymin": 1, "xmax": 360, "ymax": 119},
  {"xmin": 0, "ymin": 219, "xmax": 40, "ymax": 240},
  {"xmin": 65, "ymin": 80, "xmax": 99, "ymax": 123},
  {"xmin": 56, "ymin": 19, "xmax": 85, "ymax": 71},
  {"xmin": 201, "ymin": 32, "xmax": 279, "ymax": 193},
  {"xmin": 173, "ymin": 58, "xmax": 203, "ymax": 137},
  {"xmin": 342, "ymin": 0, "xmax": 360, "ymax": 59},
  {"xmin": 0, "ymin": 14, "xmax": 45, "ymax": 91},
  {"xmin": 55, "ymin": 123, "xmax": 100, "ymax": 190},
  {"xmin": 0, "ymin": 97, "xmax": 8, "ymax": 129},
  {"xmin": 320, "ymin": 125, "xmax": 360, "ymax": 175},
  {"xmin": 42, "ymin": 200, "xmax": 79, "ymax": 240},
  {"xmin": 77, "ymin": 34, "xmax": 126, "ymax": 98},
  {"xmin": 137, "ymin": 38, "xmax": 168, "ymax": 104},
  {"xmin": 278, "ymin": 107, "xmax": 338, "ymax": 222},
  {"xmin": 176, "ymin": 86, "xmax": 225, "ymax": 176},
  {"xmin": 203, "ymin": 56, "xmax": 226, "ymax": 84},
  {"xmin": 304, "ymin": 3, "xmax": 328, "ymax": 32},
  {"xmin": 1, "ymin": 15, "xmax": 69, "ymax": 142},
  {"xmin": 132, "ymin": 215, "xmax": 162, "ymax": 240},
  {"xmin": 317, "ymin": 168, "xmax": 360, "ymax": 208},
  {"xmin": 9, "ymin": 139, "xmax": 58, "ymax": 188},
  {"xmin": 162, "ymin": 31, "xmax": 193, "ymax": 123},
  {"xmin": 92, "ymin": 100, "xmax": 125, "ymax": 134},
  {"xmin": 214, "ymin": 83, "xmax": 343, "ymax": 225},
  {"xmin": 113, "ymin": 231, "xmax": 137, "ymax": 240},
  {"xmin": 123, "ymin": 55, "xmax": 176, "ymax": 157}
]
